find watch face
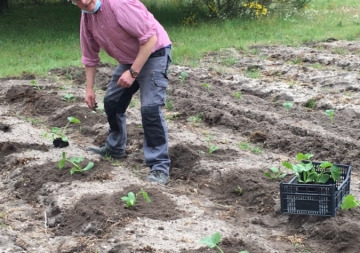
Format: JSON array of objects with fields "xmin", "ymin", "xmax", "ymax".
[{"xmin": 130, "ymin": 68, "xmax": 138, "ymax": 78}]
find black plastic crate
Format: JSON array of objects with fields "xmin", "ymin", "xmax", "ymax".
[{"xmin": 280, "ymin": 162, "xmax": 351, "ymax": 217}]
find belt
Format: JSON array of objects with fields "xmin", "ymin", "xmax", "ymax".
[{"xmin": 149, "ymin": 45, "xmax": 171, "ymax": 58}]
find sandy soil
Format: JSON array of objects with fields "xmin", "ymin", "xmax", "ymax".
[{"xmin": 1, "ymin": 39, "xmax": 360, "ymax": 253}]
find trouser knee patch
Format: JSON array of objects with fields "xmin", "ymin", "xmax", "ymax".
[{"xmin": 141, "ymin": 106, "xmax": 166, "ymax": 147}]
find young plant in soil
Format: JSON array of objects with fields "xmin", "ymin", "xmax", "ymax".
[
  {"xmin": 283, "ymin": 102, "xmax": 293, "ymax": 114},
  {"xmin": 234, "ymin": 186, "xmax": 243, "ymax": 195},
  {"xmin": 282, "ymin": 153, "xmax": 341, "ymax": 184},
  {"xmin": 30, "ymin": 80, "xmax": 44, "ymax": 90},
  {"xmin": 205, "ymin": 135, "xmax": 219, "ymax": 154},
  {"xmin": 341, "ymin": 194, "xmax": 359, "ymax": 210},
  {"xmin": 178, "ymin": 71, "xmax": 188, "ymax": 85},
  {"xmin": 264, "ymin": 167, "xmax": 287, "ymax": 180},
  {"xmin": 62, "ymin": 94, "xmax": 76, "ymax": 102},
  {"xmin": 58, "ymin": 152, "xmax": 94, "ymax": 175},
  {"xmin": 187, "ymin": 113, "xmax": 203, "ymax": 127},
  {"xmin": 305, "ymin": 98, "xmax": 316, "ymax": 109},
  {"xmin": 51, "ymin": 116, "xmax": 81, "ymax": 147},
  {"xmin": 202, "ymin": 83, "xmax": 211, "ymax": 91},
  {"xmin": 238, "ymin": 142, "xmax": 262, "ymax": 154},
  {"xmin": 121, "ymin": 189, "xmax": 151, "ymax": 208},
  {"xmin": 233, "ymin": 91, "xmax": 242, "ymax": 100},
  {"xmin": 165, "ymin": 98, "xmax": 174, "ymax": 111},
  {"xmin": 325, "ymin": 109, "xmax": 335, "ymax": 124},
  {"xmin": 200, "ymin": 232, "xmax": 249, "ymax": 253}
]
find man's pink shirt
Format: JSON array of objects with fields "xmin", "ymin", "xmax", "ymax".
[{"xmin": 80, "ymin": 0, "xmax": 171, "ymax": 66}]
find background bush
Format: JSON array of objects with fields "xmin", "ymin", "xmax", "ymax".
[{"xmin": 178, "ymin": 0, "xmax": 311, "ymax": 24}]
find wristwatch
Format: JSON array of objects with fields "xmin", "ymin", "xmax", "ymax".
[{"xmin": 129, "ymin": 68, "xmax": 139, "ymax": 78}]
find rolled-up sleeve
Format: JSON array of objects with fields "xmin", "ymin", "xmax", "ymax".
[
  {"xmin": 111, "ymin": 0, "xmax": 156, "ymax": 45},
  {"xmin": 80, "ymin": 15, "xmax": 101, "ymax": 66}
]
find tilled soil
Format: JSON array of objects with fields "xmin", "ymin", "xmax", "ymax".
[{"xmin": 0, "ymin": 39, "xmax": 360, "ymax": 253}]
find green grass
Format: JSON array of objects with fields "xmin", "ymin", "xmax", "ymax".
[{"xmin": 0, "ymin": 0, "xmax": 360, "ymax": 77}]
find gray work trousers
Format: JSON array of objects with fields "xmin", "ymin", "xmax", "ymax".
[{"xmin": 103, "ymin": 48, "xmax": 171, "ymax": 175}]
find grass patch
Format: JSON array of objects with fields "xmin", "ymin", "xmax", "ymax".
[{"xmin": 1, "ymin": 0, "xmax": 360, "ymax": 77}]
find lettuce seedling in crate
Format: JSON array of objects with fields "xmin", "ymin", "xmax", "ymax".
[
  {"xmin": 200, "ymin": 232, "xmax": 249, "ymax": 253},
  {"xmin": 121, "ymin": 189, "xmax": 151, "ymax": 207},
  {"xmin": 58, "ymin": 152, "xmax": 94, "ymax": 175},
  {"xmin": 282, "ymin": 153, "xmax": 341, "ymax": 184}
]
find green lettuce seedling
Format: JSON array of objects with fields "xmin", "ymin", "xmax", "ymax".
[
  {"xmin": 282, "ymin": 153, "xmax": 341, "ymax": 184},
  {"xmin": 58, "ymin": 152, "xmax": 94, "ymax": 175},
  {"xmin": 51, "ymin": 116, "xmax": 80, "ymax": 142},
  {"xmin": 121, "ymin": 189, "xmax": 151, "ymax": 207},
  {"xmin": 283, "ymin": 102, "xmax": 293, "ymax": 114},
  {"xmin": 200, "ymin": 232, "xmax": 249, "ymax": 253},
  {"xmin": 325, "ymin": 109, "xmax": 335, "ymax": 124},
  {"xmin": 264, "ymin": 167, "xmax": 287, "ymax": 180},
  {"xmin": 341, "ymin": 194, "xmax": 359, "ymax": 210},
  {"xmin": 179, "ymin": 72, "xmax": 188, "ymax": 85},
  {"xmin": 62, "ymin": 94, "xmax": 76, "ymax": 102}
]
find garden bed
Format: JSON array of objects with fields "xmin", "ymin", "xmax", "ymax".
[{"xmin": 1, "ymin": 40, "xmax": 360, "ymax": 253}]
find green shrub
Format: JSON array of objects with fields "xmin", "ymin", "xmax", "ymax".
[{"xmin": 179, "ymin": 0, "xmax": 311, "ymax": 24}]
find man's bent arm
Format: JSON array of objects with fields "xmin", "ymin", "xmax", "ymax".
[{"xmin": 131, "ymin": 35, "xmax": 157, "ymax": 73}]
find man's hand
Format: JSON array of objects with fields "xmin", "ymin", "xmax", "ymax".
[
  {"xmin": 85, "ymin": 89, "xmax": 96, "ymax": 109},
  {"xmin": 117, "ymin": 70, "xmax": 135, "ymax": 88}
]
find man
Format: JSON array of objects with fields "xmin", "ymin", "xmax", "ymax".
[{"xmin": 72, "ymin": 0, "xmax": 172, "ymax": 184}]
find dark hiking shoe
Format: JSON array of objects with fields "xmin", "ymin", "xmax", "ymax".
[
  {"xmin": 88, "ymin": 146, "xmax": 126, "ymax": 159},
  {"xmin": 146, "ymin": 170, "xmax": 170, "ymax": 185}
]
